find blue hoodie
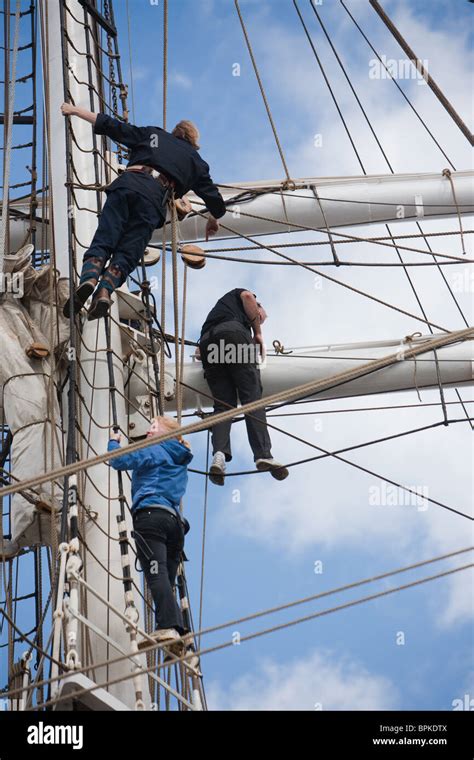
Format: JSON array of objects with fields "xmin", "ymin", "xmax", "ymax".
[{"xmin": 107, "ymin": 438, "xmax": 193, "ymax": 515}]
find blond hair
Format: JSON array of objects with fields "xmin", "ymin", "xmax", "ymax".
[
  {"xmin": 172, "ymin": 120, "xmax": 200, "ymax": 149},
  {"xmin": 153, "ymin": 415, "xmax": 191, "ymax": 450}
]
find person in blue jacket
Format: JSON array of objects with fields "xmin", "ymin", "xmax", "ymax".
[
  {"xmin": 108, "ymin": 415, "xmax": 193, "ymax": 654},
  {"xmin": 61, "ymin": 102, "xmax": 227, "ymax": 320}
]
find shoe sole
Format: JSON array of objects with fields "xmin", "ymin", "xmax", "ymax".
[
  {"xmin": 163, "ymin": 642, "xmax": 185, "ymax": 657},
  {"xmin": 182, "ymin": 659, "xmax": 202, "ymax": 676},
  {"xmin": 137, "ymin": 636, "xmax": 158, "ymax": 652},
  {"xmin": 209, "ymin": 465, "xmax": 225, "ymax": 486},
  {"xmin": 87, "ymin": 298, "xmax": 111, "ymax": 321},
  {"xmin": 256, "ymin": 461, "xmax": 289, "ymax": 481},
  {"xmin": 63, "ymin": 281, "xmax": 96, "ymax": 319},
  {"xmin": 137, "ymin": 635, "xmax": 182, "ymax": 653}
]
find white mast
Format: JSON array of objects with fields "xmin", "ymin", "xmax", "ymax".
[
  {"xmin": 44, "ymin": 0, "xmax": 145, "ymax": 709},
  {"xmin": 1, "ymin": 0, "xmax": 470, "ymax": 711}
]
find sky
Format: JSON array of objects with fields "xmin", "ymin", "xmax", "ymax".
[
  {"xmin": 111, "ymin": 0, "xmax": 474, "ymax": 711},
  {"xmin": 1, "ymin": 0, "xmax": 473, "ymax": 711}
]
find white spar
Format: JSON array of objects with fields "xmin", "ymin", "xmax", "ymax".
[
  {"xmin": 3, "ymin": 169, "xmax": 473, "ymax": 251},
  {"xmin": 159, "ymin": 169, "xmax": 474, "ymax": 243},
  {"xmin": 145, "ymin": 333, "xmax": 474, "ymax": 420}
]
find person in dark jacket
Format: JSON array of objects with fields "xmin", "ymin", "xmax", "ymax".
[
  {"xmin": 61, "ymin": 102, "xmax": 227, "ymax": 320},
  {"xmin": 197, "ymin": 288, "xmax": 289, "ymax": 485},
  {"xmin": 108, "ymin": 415, "xmax": 193, "ymax": 655}
]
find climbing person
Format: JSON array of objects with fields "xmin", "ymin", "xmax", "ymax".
[
  {"xmin": 61, "ymin": 102, "xmax": 227, "ymax": 320},
  {"xmin": 197, "ymin": 288, "xmax": 289, "ymax": 485},
  {"xmin": 107, "ymin": 416, "xmax": 193, "ymax": 657}
]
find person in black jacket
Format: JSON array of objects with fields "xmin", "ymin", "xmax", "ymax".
[
  {"xmin": 61, "ymin": 103, "xmax": 226, "ymax": 320},
  {"xmin": 198, "ymin": 288, "xmax": 289, "ymax": 485}
]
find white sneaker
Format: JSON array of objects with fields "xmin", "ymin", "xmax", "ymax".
[
  {"xmin": 255, "ymin": 458, "xmax": 289, "ymax": 481},
  {"xmin": 138, "ymin": 627, "xmax": 183, "ymax": 654},
  {"xmin": 183, "ymin": 647, "xmax": 202, "ymax": 677},
  {"xmin": 209, "ymin": 451, "xmax": 226, "ymax": 486}
]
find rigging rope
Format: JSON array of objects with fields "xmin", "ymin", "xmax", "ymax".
[
  {"xmin": 3, "ymin": 0, "xmax": 473, "ymax": 710},
  {"xmin": 201, "ymin": 207, "xmax": 453, "ymax": 332},
  {"xmin": 339, "ymin": 0, "xmax": 455, "ymax": 169},
  {"xmin": 442, "ymin": 168, "xmax": 467, "ymax": 256},
  {"xmin": 369, "ymin": 0, "xmax": 474, "ymax": 146},
  {"xmin": 0, "ymin": 0, "xmax": 21, "ymax": 275},
  {"xmin": 198, "ymin": 430, "xmax": 210, "ymax": 650},
  {"xmin": 4, "ymin": 548, "xmax": 472, "ymax": 706},
  {"xmin": 125, "ymin": 0, "xmax": 135, "ymax": 122},
  {"xmin": 303, "ymin": 1, "xmax": 473, "ymax": 432},
  {"xmin": 170, "ymin": 192, "xmax": 183, "ymax": 423},
  {"xmin": 1, "ymin": 326, "xmax": 472, "ymax": 501},
  {"xmin": 234, "ymin": 0, "xmax": 293, "ymax": 186},
  {"xmin": 158, "ymin": 0, "xmax": 169, "ymax": 416}
]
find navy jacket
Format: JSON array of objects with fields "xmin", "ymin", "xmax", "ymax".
[
  {"xmin": 94, "ymin": 113, "xmax": 227, "ymax": 218},
  {"xmin": 107, "ymin": 438, "xmax": 193, "ymax": 515}
]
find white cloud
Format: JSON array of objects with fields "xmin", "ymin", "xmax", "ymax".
[
  {"xmin": 207, "ymin": 648, "xmax": 399, "ymax": 710},
  {"xmin": 230, "ymin": 0, "xmax": 472, "ymax": 178},
  {"xmin": 131, "ymin": 65, "xmax": 151, "ymax": 82},
  {"xmin": 190, "ymin": 0, "xmax": 474, "ymax": 629},
  {"xmin": 214, "ymin": 384, "xmax": 473, "ymax": 625},
  {"xmin": 156, "ymin": 0, "xmax": 473, "ymax": 639},
  {"xmin": 170, "ymin": 71, "xmax": 193, "ymax": 89}
]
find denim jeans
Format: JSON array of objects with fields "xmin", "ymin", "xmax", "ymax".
[
  {"xmin": 81, "ymin": 187, "xmax": 165, "ymax": 281},
  {"xmin": 132, "ymin": 508, "xmax": 185, "ymax": 633}
]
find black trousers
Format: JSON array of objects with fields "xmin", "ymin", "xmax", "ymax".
[
  {"xmin": 82, "ymin": 186, "xmax": 165, "ymax": 281},
  {"xmin": 132, "ymin": 508, "xmax": 185, "ymax": 633},
  {"xmin": 200, "ymin": 327, "xmax": 272, "ymax": 463}
]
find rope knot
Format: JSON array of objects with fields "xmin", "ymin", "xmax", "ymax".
[
  {"xmin": 272, "ymin": 339, "xmax": 293, "ymax": 355},
  {"xmin": 281, "ymin": 178, "xmax": 296, "ymax": 192},
  {"xmin": 403, "ymin": 331, "xmax": 422, "ymax": 344}
]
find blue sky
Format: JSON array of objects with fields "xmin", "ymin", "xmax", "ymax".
[
  {"xmin": 111, "ymin": 0, "xmax": 473, "ymax": 710},
  {"xmin": 1, "ymin": 0, "xmax": 473, "ymax": 710}
]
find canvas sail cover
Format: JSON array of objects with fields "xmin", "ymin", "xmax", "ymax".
[{"xmin": 0, "ymin": 246, "xmax": 69, "ymax": 555}]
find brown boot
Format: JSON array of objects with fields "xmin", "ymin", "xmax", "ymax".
[
  {"xmin": 87, "ymin": 287, "xmax": 112, "ymax": 321},
  {"xmin": 87, "ymin": 263, "xmax": 124, "ymax": 321},
  {"xmin": 63, "ymin": 256, "xmax": 104, "ymax": 318}
]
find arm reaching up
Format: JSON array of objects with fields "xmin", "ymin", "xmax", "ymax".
[
  {"xmin": 61, "ymin": 102, "xmax": 97, "ymax": 126},
  {"xmin": 61, "ymin": 103, "xmax": 144, "ymax": 148}
]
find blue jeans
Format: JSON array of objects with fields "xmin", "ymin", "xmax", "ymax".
[
  {"xmin": 132, "ymin": 508, "xmax": 185, "ymax": 633},
  {"xmin": 81, "ymin": 186, "xmax": 165, "ymax": 281}
]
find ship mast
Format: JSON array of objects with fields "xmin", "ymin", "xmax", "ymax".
[
  {"xmin": 1, "ymin": 0, "xmax": 472, "ymax": 714},
  {"xmin": 42, "ymin": 0, "xmax": 152, "ymax": 709}
]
